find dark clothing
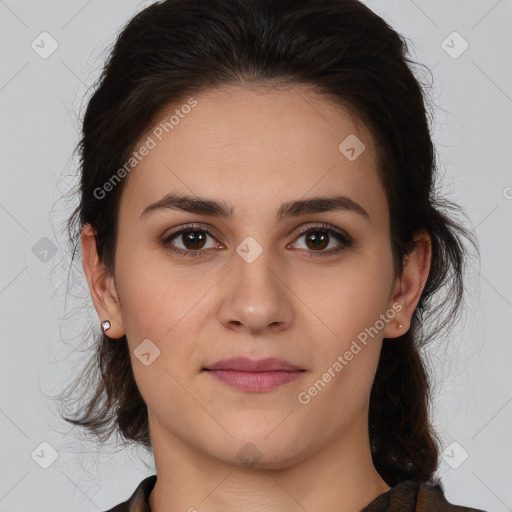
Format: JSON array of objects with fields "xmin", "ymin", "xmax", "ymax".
[
  {"xmin": 104, "ymin": 474, "xmax": 488, "ymax": 511},
  {"xmin": 361, "ymin": 479, "xmax": 487, "ymax": 511}
]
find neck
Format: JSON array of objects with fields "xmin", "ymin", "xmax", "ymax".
[{"xmin": 148, "ymin": 409, "xmax": 390, "ymax": 512}]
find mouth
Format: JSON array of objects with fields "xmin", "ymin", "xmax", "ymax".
[{"xmin": 202, "ymin": 357, "xmax": 306, "ymax": 392}]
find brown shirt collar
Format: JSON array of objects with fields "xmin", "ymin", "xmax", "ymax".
[{"xmin": 103, "ymin": 475, "xmax": 487, "ymax": 512}]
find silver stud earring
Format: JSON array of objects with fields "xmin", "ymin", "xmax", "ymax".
[
  {"xmin": 101, "ymin": 320, "xmax": 111, "ymax": 334},
  {"xmin": 396, "ymin": 320, "xmax": 403, "ymax": 329}
]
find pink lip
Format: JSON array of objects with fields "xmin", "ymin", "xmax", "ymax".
[
  {"xmin": 203, "ymin": 357, "xmax": 305, "ymax": 392},
  {"xmin": 205, "ymin": 357, "xmax": 302, "ymax": 372}
]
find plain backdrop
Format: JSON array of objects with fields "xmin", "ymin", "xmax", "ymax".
[{"xmin": 0, "ymin": 0, "xmax": 511, "ymax": 510}]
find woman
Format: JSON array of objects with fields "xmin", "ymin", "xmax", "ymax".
[{"xmin": 61, "ymin": 0, "xmax": 487, "ymax": 510}]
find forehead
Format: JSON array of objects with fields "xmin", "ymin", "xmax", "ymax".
[{"xmin": 119, "ymin": 84, "xmax": 386, "ymax": 225}]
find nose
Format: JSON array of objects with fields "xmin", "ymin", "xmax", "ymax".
[{"xmin": 217, "ymin": 245, "xmax": 294, "ymax": 336}]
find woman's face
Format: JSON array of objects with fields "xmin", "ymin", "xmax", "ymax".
[{"xmin": 87, "ymin": 84, "xmax": 422, "ymax": 468}]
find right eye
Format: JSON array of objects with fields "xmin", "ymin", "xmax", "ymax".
[{"xmin": 161, "ymin": 224, "xmax": 223, "ymax": 258}]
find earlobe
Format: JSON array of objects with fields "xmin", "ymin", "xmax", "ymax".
[
  {"xmin": 81, "ymin": 223, "xmax": 125, "ymax": 339},
  {"xmin": 383, "ymin": 229, "xmax": 432, "ymax": 339}
]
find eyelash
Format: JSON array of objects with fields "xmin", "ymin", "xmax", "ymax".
[{"xmin": 161, "ymin": 222, "xmax": 353, "ymax": 258}]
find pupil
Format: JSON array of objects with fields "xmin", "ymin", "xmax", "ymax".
[
  {"xmin": 308, "ymin": 232, "xmax": 328, "ymax": 250},
  {"xmin": 185, "ymin": 231, "xmax": 205, "ymax": 249}
]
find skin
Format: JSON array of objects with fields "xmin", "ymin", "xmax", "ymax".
[{"xmin": 82, "ymin": 84, "xmax": 431, "ymax": 512}]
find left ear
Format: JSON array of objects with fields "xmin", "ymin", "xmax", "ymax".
[{"xmin": 382, "ymin": 228, "xmax": 432, "ymax": 338}]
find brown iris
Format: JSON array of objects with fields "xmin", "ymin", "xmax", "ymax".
[
  {"xmin": 182, "ymin": 230, "xmax": 207, "ymax": 250},
  {"xmin": 304, "ymin": 231, "xmax": 329, "ymax": 251}
]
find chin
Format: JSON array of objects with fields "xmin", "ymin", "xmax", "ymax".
[{"xmin": 202, "ymin": 429, "xmax": 307, "ymax": 471}]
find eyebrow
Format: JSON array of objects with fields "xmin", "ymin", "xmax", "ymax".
[{"xmin": 139, "ymin": 193, "xmax": 371, "ymax": 223}]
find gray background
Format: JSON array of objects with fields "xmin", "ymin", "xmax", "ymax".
[{"xmin": 0, "ymin": 0, "xmax": 511, "ymax": 510}]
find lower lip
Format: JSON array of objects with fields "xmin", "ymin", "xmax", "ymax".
[{"xmin": 205, "ymin": 369, "xmax": 304, "ymax": 392}]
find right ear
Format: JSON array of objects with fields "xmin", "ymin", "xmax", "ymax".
[{"xmin": 81, "ymin": 224, "xmax": 126, "ymax": 338}]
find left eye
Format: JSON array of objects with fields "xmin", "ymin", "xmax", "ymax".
[
  {"xmin": 290, "ymin": 226, "xmax": 352, "ymax": 255},
  {"xmin": 161, "ymin": 223, "xmax": 352, "ymax": 258}
]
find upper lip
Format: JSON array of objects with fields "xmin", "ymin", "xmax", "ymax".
[{"xmin": 203, "ymin": 357, "xmax": 304, "ymax": 372}]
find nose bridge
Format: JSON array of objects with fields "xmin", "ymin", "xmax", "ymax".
[
  {"xmin": 233, "ymin": 237, "xmax": 281, "ymax": 304},
  {"xmin": 218, "ymin": 236, "xmax": 293, "ymax": 330}
]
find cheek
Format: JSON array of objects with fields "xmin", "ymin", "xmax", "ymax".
[
  {"xmin": 294, "ymin": 245, "xmax": 394, "ymax": 393},
  {"xmin": 113, "ymin": 247, "xmax": 214, "ymax": 379},
  {"xmin": 114, "ymin": 242, "xmax": 198, "ymax": 337},
  {"xmin": 114, "ymin": 254, "xmax": 207, "ymax": 416},
  {"xmin": 296, "ymin": 249, "xmax": 394, "ymax": 334}
]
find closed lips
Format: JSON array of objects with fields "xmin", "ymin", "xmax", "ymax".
[
  {"xmin": 202, "ymin": 357, "xmax": 306, "ymax": 392},
  {"xmin": 203, "ymin": 357, "xmax": 305, "ymax": 372}
]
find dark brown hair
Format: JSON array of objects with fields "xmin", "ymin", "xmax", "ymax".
[{"xmin": 59, "ymin": 0, "xmax": 478, "ymax": 488}]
